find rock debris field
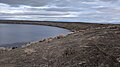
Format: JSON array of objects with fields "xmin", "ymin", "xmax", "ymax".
[{"xmin": 0, "ymin": 20, "xmax": 120, "ymax": 67}]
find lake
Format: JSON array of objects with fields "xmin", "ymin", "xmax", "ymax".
[{"xmin": 0, "ymin": 24, "xmax": 70, "ymax": 47}]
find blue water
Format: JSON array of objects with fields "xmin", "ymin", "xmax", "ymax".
[{"xmin": 0, "ymin": 24, "xmax": 70, "ymax": 47}]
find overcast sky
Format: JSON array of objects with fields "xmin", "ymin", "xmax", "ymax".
[{"xmin": 0, "ymin": 0, "xmax": 120, "ymax": 23}]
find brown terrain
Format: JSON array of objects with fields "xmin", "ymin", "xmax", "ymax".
[{"xmin": 0, "ymin": 20, "xmax": 120, "ymax": 67}]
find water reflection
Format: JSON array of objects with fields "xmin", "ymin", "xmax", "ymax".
[{"xmin": 0, "ymin": 24, "xmax": 70, "ymax": 47}]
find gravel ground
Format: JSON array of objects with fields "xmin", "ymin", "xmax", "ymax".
[{"xmin": 0, "ymin": 20, "xmax": 120, "ymax": 67}]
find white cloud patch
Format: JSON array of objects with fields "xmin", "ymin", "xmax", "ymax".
[{"xmin": 0, "ymin": 0, "xmax": 120, "ymax": 24}]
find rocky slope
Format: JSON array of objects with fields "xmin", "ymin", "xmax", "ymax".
[{"xmin": 0, "ymin": 20, "xmax": 120, "ymax": 67}]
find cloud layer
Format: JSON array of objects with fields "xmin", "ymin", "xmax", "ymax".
[{"xmin": 0, "ymin": 0, "xmax": 120, "ymax": 23}]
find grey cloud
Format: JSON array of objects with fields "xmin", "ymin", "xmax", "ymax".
[
  {"xmin": 95, "ymin": 7, "xmax": 120, "ymax": 14},
  {"xmin": 1, "ymin": 13, "xmax": 67, "ymax": 16},
  {"xmin": 0, "ymin": 0, "xmax": 98, "ymax": 7},
  {"xmin": 79, "ymin": 0, "xmax": 96, "ymax": 2},
  {"xmin": 100, "ymin": 0, "xmax": 119, "ymax": 2},
  {"xmin": 0, "ymin": 0, "xmax": 75, "ymax": 7},
  {"xmin": 45, "ymin": 8, "xmax": 82, "ymax": 12},
  {"xmin": 0, "ymin": 0, "xmax": 120, "ymax": 23},
  {"xmin": 0, "ymin": 0, "xmax": 53, "ymax": 6},
  {"xmin": 1, "ymin": 12, "xmax": 69, "ymax": 16}
]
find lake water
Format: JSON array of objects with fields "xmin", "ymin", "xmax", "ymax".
[{"xmin": 0, "ymin": 24, "xmax": 70, "ymax": 47}]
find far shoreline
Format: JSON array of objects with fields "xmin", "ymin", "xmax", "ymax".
[
  {"xmin": 0, "ymin": 20, "xmax": 117, "ymax": 31},
  {"xmin": 0, "ymin": 22, "xmax": 71, "ymax": 48},
  {"xmin": 0, "ymin": 20, "xmax": 120, "ymax": 67},
  {"xmin": 0, "ymin": 20, "xmax": 120, "ymax": 49}
]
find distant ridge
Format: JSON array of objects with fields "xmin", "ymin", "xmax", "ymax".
[{"xmin": 0, "ymin": 19, "xmax": 105, "ymax": 24}]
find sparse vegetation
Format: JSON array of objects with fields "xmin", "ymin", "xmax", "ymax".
[{"xmin": 0, "ymin": 20, "xmax": 120, "ymax": 67}]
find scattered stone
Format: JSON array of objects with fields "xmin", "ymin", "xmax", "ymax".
[
  {"xmin": 0, "ymin": 47, "xmax": 6, "ymax": 50},
  {"xmin": 44, "ymin": 38, "xmax": 53, "ymax": 42},
  {"xmin": 0, "ymin": 21, "xmax": 120, "ymax": 67},
  {"xmin": 24, "ymin": 48, "xmax": 36, "ymax": 54},
  {"xmin": 39, "ymin": 40, "xmax": 44, "ymax": 42},
  {"xmin": 88, "ymin": 37, "xmax": 96, "ymax": 40},
  {"xmin": 79, "ymin": 30, "xmax": 85, "ymax": 32},
  {"xmin": 73, "ymin": 30, "xmax": 80, "ymax": 33},
  {"xmin": 56, "ymin": 34, "xmax": 65, "ymax": 39},
  {"xmin": 30, "ymin": 42, "xmax": 36, "ymax": 44},
  {"xmin": 47, "ymin": 38, "xmax": 53, "ymax": 42},
  {"xmin": 78, "ymin": 61, "xmax": 86, "ymax": 66},
  {"xmin": 117, "ymin": 58, "xmax": 120, "ymax": 62},
  {"xmin": 35, "ymin": 37, "xmax": 54, "ymax": 43},
  {"xmin": 11, "ymin": 47, "xmax": 17, "ymax": 49},
  {"xmin": 115, "ymin": 31, "xmax": 120, "ymax": 34},
  {"xmin": 67, "ymin": 32, "xmax": 74, "ymax": 35},
  {"xmin": 0, "ymin": 47, "xmax": 12, "ymax": 51},
  {"xmin": 22, "ymin": 43, "xmax": 31, "ymax": 48}
]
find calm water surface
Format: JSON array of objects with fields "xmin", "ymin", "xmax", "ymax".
[{"xmin": 0, "ymin": 24, "xmax": 70, "ymax": 47}]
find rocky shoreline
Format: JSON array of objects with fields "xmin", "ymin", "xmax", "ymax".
[
  {"xmin": 0, "ymin": 31, "xmax": 73, "ymax": 51},
  {"xmin": 0, "ymin": 20, "xmax": 120, "ymax": 67}
]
